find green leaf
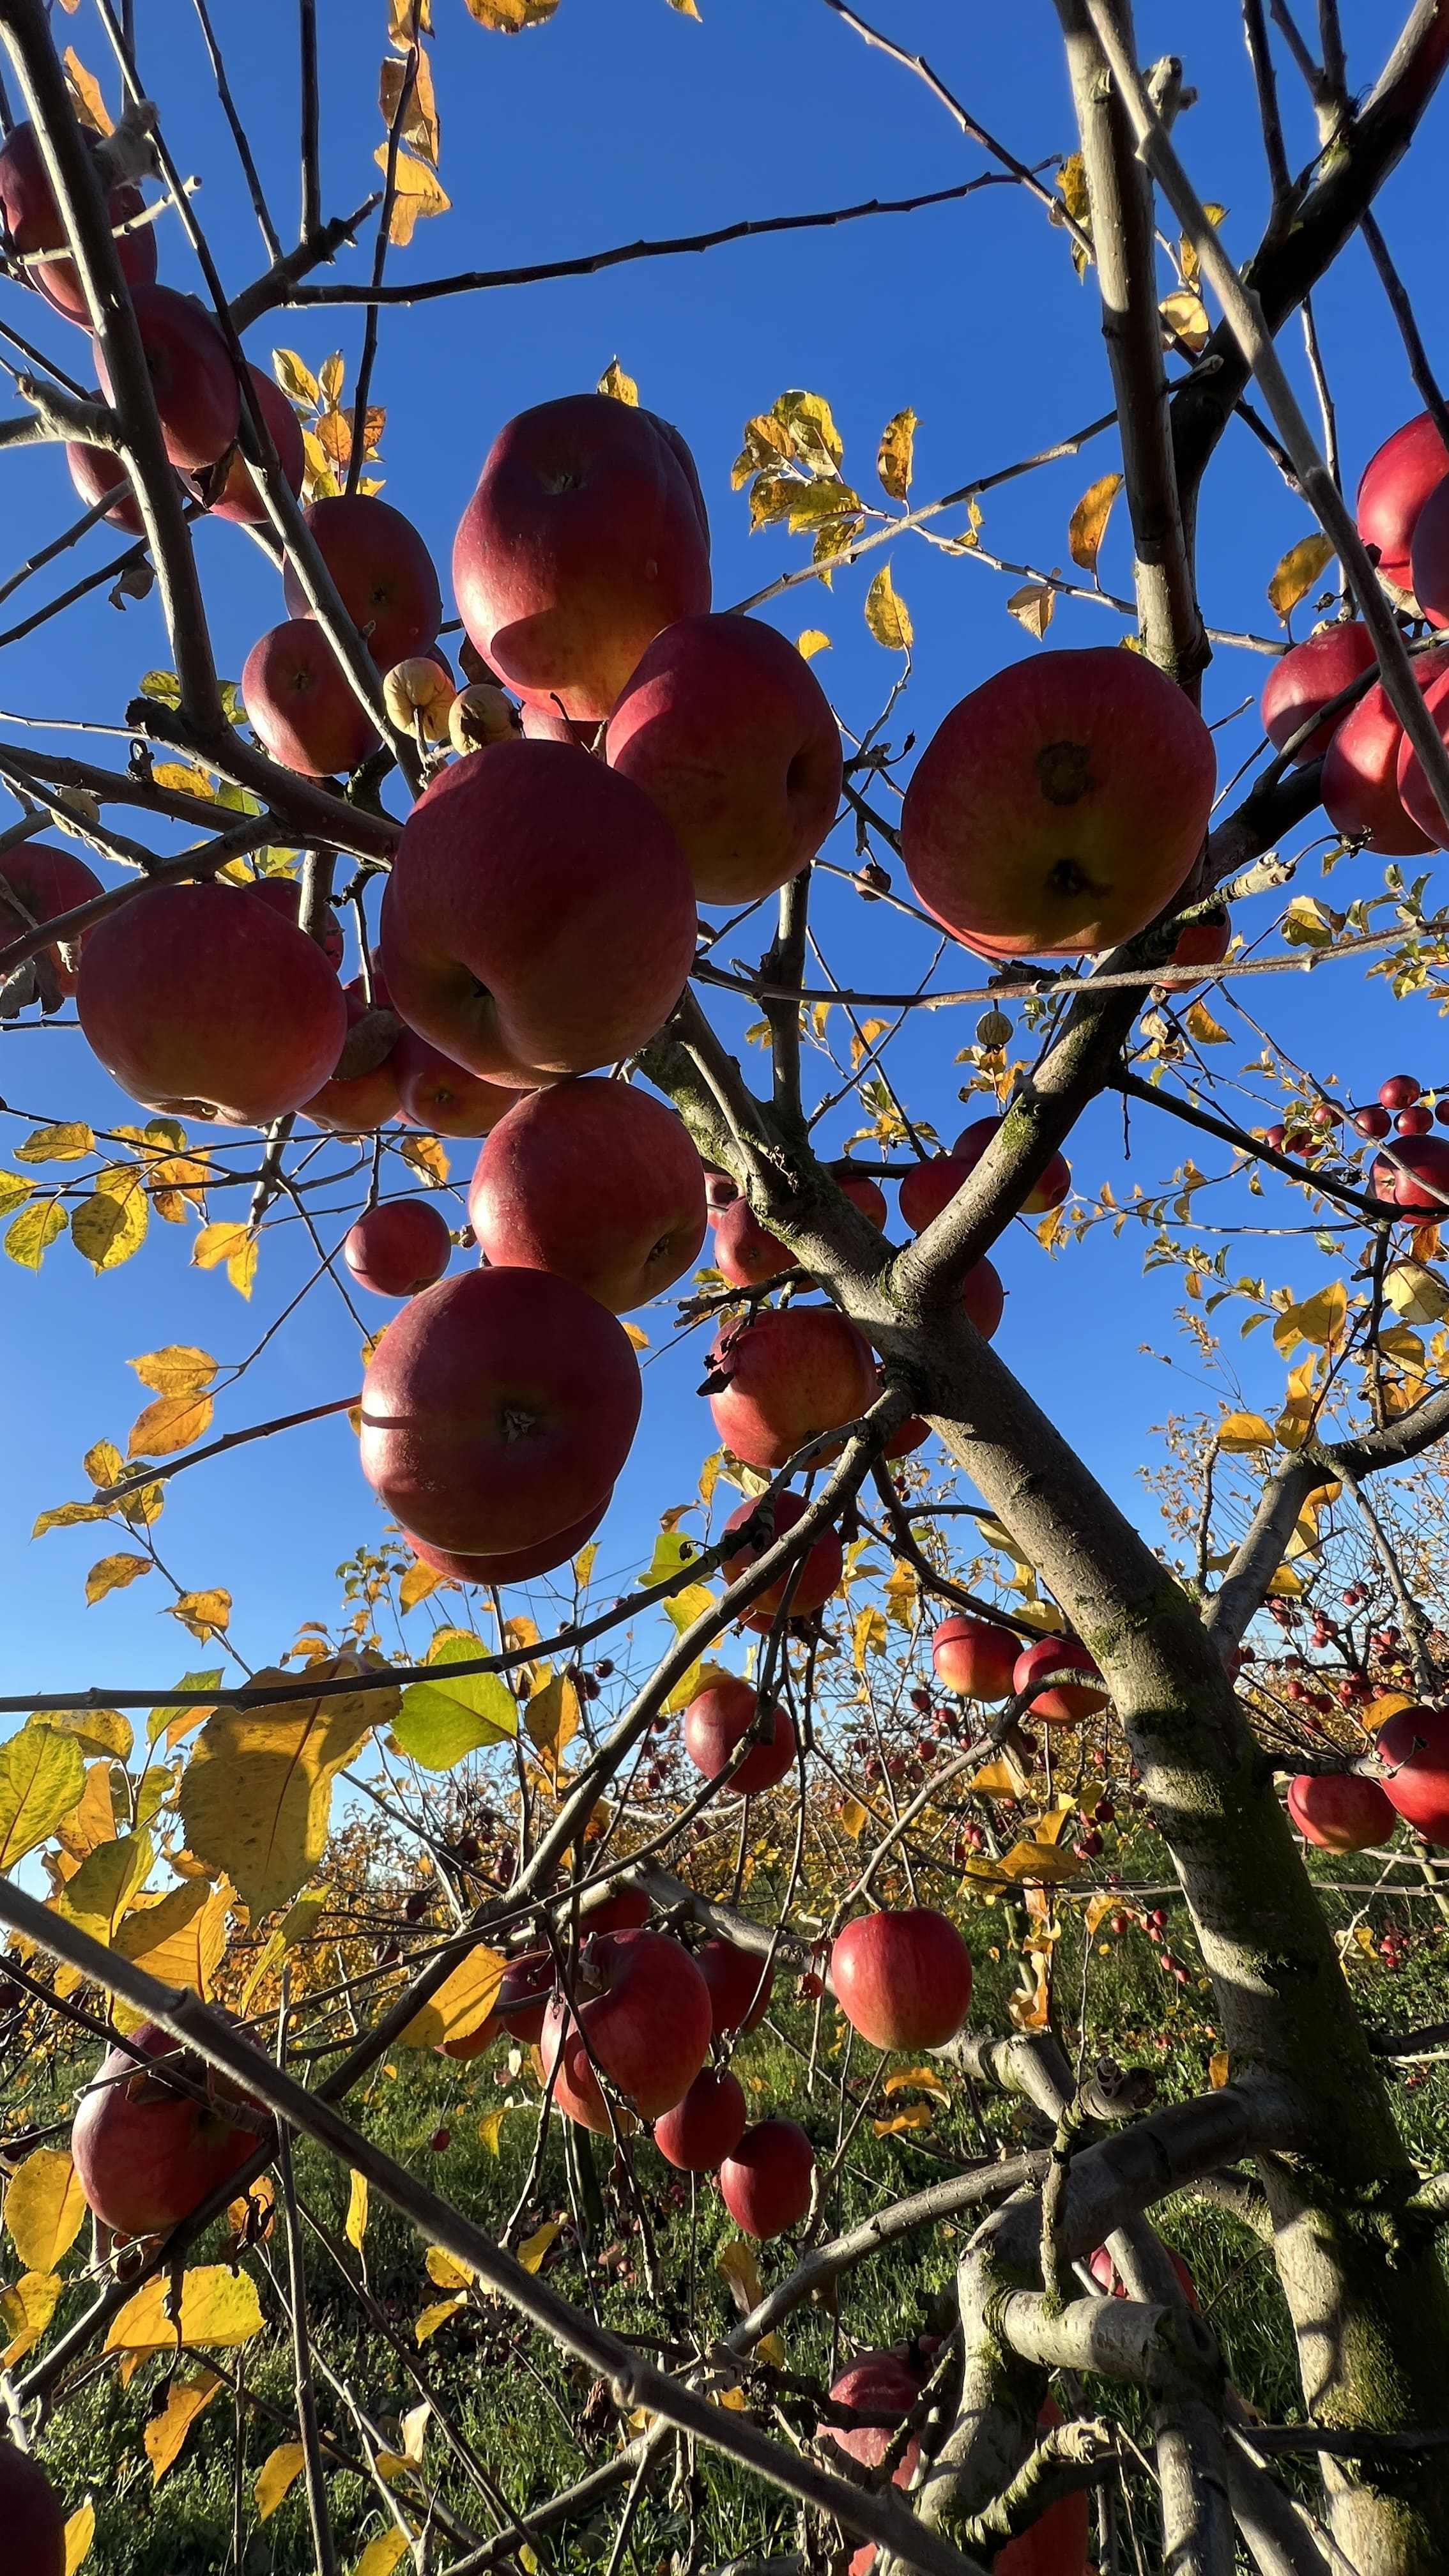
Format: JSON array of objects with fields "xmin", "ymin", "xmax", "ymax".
[
  {"xmin": 137, "ymin": 669, "xmax": 181, "ymax": 708},
  {"xmin": 0, "ymin": 1725, "xmax": 85, "ymax": 1868},
  {"xmin": 637, "ymin": 1530, "xmax": 706, "ymax": 1589},
  {"xmin": 392, "ymin": 1635, "xmax": 518, "ymax": 1770}
]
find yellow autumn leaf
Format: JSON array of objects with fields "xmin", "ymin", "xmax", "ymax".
[
  {"xmin": 71, "ymin": 1174, "xmax": 148, "ymax": 1272},
  {"xmin": 852, "ymin": 1607, "xmax": 887, "ymax": 1671},
  {"xmin": 873, "ymin": 2104, "xmax": 933, "ymax": 2136},
  {"xmin": 1158, "ymin": 288, "xmax": 1209, "ymax": 351},
  {"xmin": 255, "ymin": 2442, "xmax": 306, "ymax": 2522},
  {"xmin": 379, "ymin": 46, "xmax": 440, "ymax": 164},
  {"xmin": 191, "ymin": 1222, "xmax": 257, "ymax": 1298},
  {"xmin": 54, "ymin": 1759, "xmax": 118, "ymax": 1864},
  {"xmin": 1182, "ymin": 999, "xmax": 1229, "ymax": 1045},
  {"xmin": 882, "ymin": 2066, "xmax": 951, "ymax": 2103},
  {"xmin": 620, "ymin": 1320, "xmax": 649, "ymax": 1350},
  {"xmin": 62, "ymin": 48, "xmax": 112, "ymax": 133},
  {"xmin": 518, "ymin": 2217, "xmax": 562, "ymax": 2274},
  {"xmin": 1217, "ymin": 1411, "xmax": 1274, "ymax": 1451},
  {"xmin": 399, "ymin": 1556, "xmax": 447, "ymax": 1611},
  {"xmin": 525, "ymin": 1670, "xmax": 579, "ymax": 1786},
  {"xmin": 179, "ymin": 1658, "xmax": 395, "ymax": 1916},
  {"xmin": 4, "ymin": 2150, "xmax": 88, "ymax": 2275},
  {"xmin": 55, "ymin": 1828, "xmax": 152, "ymax": 1945},
  {"xmin": 345, "ymin": 2170, "xmax": 369, "ymax": 2251},
  {"xmin": 14, "ymin": 1122, "xmax": 95, "ymax": 1163},
  {"xmin": 1067, "ymin": 471, "xmax": 1123, "ymax": 577},
  {"xmin": 398, "ymin": 1131, "xmax": 448, "ymax": 1186},
  {"xmin": 477, "ymin": 2105, "xmax": 508, "ymax": 2156},
  {"xmin": 839, "ymin": 1794, "xmax": 868, "ymax": 1839},
  {"xmin": 39, "ymin": 1705, "xmax": 132, "ymax": 1761},
  {"xmin": 1, "ymin": 2272, "xmax": 63, "ymax": 2366},
  {"xmin": 1208, "ymin": 2050, "xmax": 1230, "ymax": 2089},
  {"xmin": 396, "ymin": 1942, "xmax": 504, "ymax": 2050},
  {"xmin": 1268, "ymin": 531, "xmax": 1336, "ymax": 620},
  {"xmin": 169, "ymin": 1590, "xmax": 232, "ymax": 1643},
  {"xmin": 105, "ymin": 2265, "xmax": 264, "ymax": 2357},
  {"xmin": 112, "ymin": 1878, "xmax": 231, "ymax": 2000},
  {"xmin": 425, "ymin": 2244, "xmax": 473, "ymax": 2290},
  {"xmin": 373, "ymin": 142, "xmax": 450, "ymax": 244},
  {"xmin": 597, "ymin": 357, "xmax": 638, "ymax": 405},
  {"xmin": 352, "ymin": 2534, "xmax": 411, "ymax": 2576},
  {"xmin": 144, "ymin": 2369, "xmax": 221, "ymax": 2482},
  {"xmin": 876, "ymin": 407, "xmax": 917, "ymax": 501},
  {"xmin": 716, "ymin": 2237, "xmax": 765, "ymax": 2313},
  {"xmin": 84, "ymin": 1553, "xmax": 152, "ymax": 1606},
  {"xmin": 0, "ymin": 1724, "xmax": 84, "ymax": 1869},
  {"xmin": 796, "ymin": 628, "xmax": 831, "ymax": 659},
  {"xmin": 863, "ymin": 563, "xmax": 912, "ymax": 652},
  {"xmin": 63, "ymin": 2502, "xmax": 95, "ymax": 2573},
  {"xmin": 414, "ymin": 2294, "xmax": 465, "ymax": 2346},
  {"xmin": 126, "ymin": 1391, "xmax": 215, "ymax": 1460},
  {"xmin": 1007, "ymin": 579, "xmax": 1054, "ymax": 638}
]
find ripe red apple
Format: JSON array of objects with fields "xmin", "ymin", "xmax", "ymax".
[
  {"xmin": 953, "ymin": 1114, "xmax": 1071, "ymax": 1215},
  {"xmin": 707, "ymin": 1307, "xmax": 878, "ymax": 1470},
  {"xmin": 962, "ymin": 1258, "xmax": 1005, "ymax": 1342},
  {"xmin": 606, "ymin": 613, "xmax": 842, "ymax": 905},
  {"xmin": 283, "ymin": 494, "xmax": 442, "ymax": 668},
  {"xmin": 719, "ymin": 2117, "xmax": 816, "ymax": 2238},
  {"xmin": 0, "ymin": 2439, "xmax": 65, "ymax": 2576},
  {"xmin": 683, "ymin": 1676, "xmax": 797, "ymax": 1795},
  {"xmin": 406, "ymin": 1496, "xmax": 608, "ymax": 1586},
  {"xmin": 77, "ymin": 880, "xmax": 348, "ymax": 1125},
  {"xmin": 245, "ymin": 875, "xmax": 344, "ymax": 968},
  {"xmin": 831, "ymin": 1165, "xmax": 888, "ymax": 1227},
  {"xmin": 358, "ymin": 1264, "xmax": 641, "ymax": 1554},
  {"xmin": 344, "ymin": 1197, "xmax": 452, "ymax": 1297},
  {"xmin": 72, "ymin": 2019, "xmax": 263, "ymax": 2237},
  {"xmin": 705, "ymin": 1166, "xmax": 740, "ymax": 1212},
  {"xmin": 66, "ymin": 413, "xmax": 144, "ymax": 534},
  {"xmin": 1356, "ymin": 413, "xmax": 1449, "ymax": 589},
  {"xmin": 304, "ymin": 980, "xmax": 402, "ymax": 1132},
  {"xmin": 1320, "ymin": 657, "xmax": 1449, "ymax": 854},
  {"xmin": 379, "ymin": 739, "xmax": 698, "ymax": 1087},
  {"xmin": 1377, "ymin": 1705, "xmax": 1449, "ymax": 1844},
  {"xmin": 242, "ymin": 618, "xmax": 381, "ymax": 778},
  {"xmin": 900, "ymin": 648, "xmax": 1215, "ymax": 956},
  {"xmin": 932, "ymin": 1614, "xmax": 1020, "ymax": 1702},
  {"xmin": 712, "ymin": 1197, "xmax": 794, "ymax": 1287},
  {"xmin": 884, "ymin": 1412, "xmax": 930, "ymax": 1458},
  {"xmin": 0, "ymin": 842, "xmax": 103, "ymax": 989},
  {"xmin": 1260, "ymin": 623, "xmax": 1376, "ymax": 762},
  {"xmin": 440, "ymin": 1945, "xmax": 554, "ymax": 2058},
  {"xmin": 540, "ymin": 1928, "xmax": 712, "ymax": 2131},
  {"xmin": 1395, "ymin": 663, "xmax": 1449, "ymax": 847},
  {"xmin": 654, "ymin": 2065, "xmax": 747, "ymax": 2170},
  {"xmin": 210, "ymin": 364, "xmax": 306, "ymax": 524},
  {"xmin": 467, "ymin": 1076, "xmax": 706, "ymax": 1312},
  {"xmin": 831, "ymin": 1908, "xmax": 972, "ymax": 2051},
  {"xmin": 581, "ymin": 1890, "xmax": 653, "ymax": 1936},
  {"xmin": 1286, "ymin": 1772, "xmax": 1395, "ymax": 1852},
  {"xmin": 720, "ymin": 1488, "xmax": 843, "ymax": 1627},
  {"xmin": 0, "ymin": 118, "xmax": 156, "ymax": 323},
  {"xmin": 898, "ymin": 1154, "xmax": 968, "ymax": 1234},
  {"xmin": 94, "ymin": 284, "xmax": 240, "ymax": 473},
  {"xmin": 1381, "ymin": 1074, "xmax": 1422, "ymax": 1110},
  {"xmin": 992, "ymin": 2403, "xmax": 1091, "ymax": 2576},
  {"xmin": 1088, "ymin": 2241, "xmax": 1199, "ymax": 2310},
  {"xmin": 818, "ymin": 2350, "xmax": 923, "ymax": 2576},
  {"xmin": 392, "ymin": 1027, "xmax": 519, "ymax": 1138},
  {"xmin": 1167, "ymin": 905, "xmax": 1232, "ymax": 972},
  {"xmin": 1013, "ymin": 1634, "xmax": 1108, "ymax": 1723},
  {"xmin": 1370, "ymin": 1134, "xmax": 1449, "ymax": 1213},
  {"xmin": 696, "ymin": 1935, "xmax": 774, "ymax": 2035},
  {"xmin": 453, "ymin": 392, "xmax": 711, "ymax": 721},
  {"xmin": 519, "ymin": 702, "xmax": 598, "ymax": 747}
]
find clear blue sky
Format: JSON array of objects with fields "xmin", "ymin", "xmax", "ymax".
[{"xmin": 1, "ymin": 0, "xmax": 1445, "ymax": 1699}]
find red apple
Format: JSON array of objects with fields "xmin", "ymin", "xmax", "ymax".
[
  {"xmin": 242, "ymin": 618, "xmax": 381, "ymax": 778},
  {"xmin": 303, "ymin": 980, "xmax": 402, "ymax": 1133},
  {"xmin": 707, "ymin": 1307, "xmax": 878, "ymax": 1470},
  {"xmin": 77, "ymin": 880, "xmax": 347, "ymax": 1125},
  {"xmin": 1013, "ymin": 1634, "xmax": 1108, "ymax": 1724},
  {"xmin": 962, "ymin": 1258, "xmax": 1005, "ymax": 1342},
  {"xmin": 1370, "ymin": 1134, "xmax": 1449, "ymax": 1213},
  {"xmin": 898, "ymin": 1154, "xmax": 969, "ymax": 1234},
  {"xmin": 696, "ymin": 1936, "xmax": 774, "ymax": 2036},
  {"xmin": 344, "ymin": 1197, "xmax": 452, "ymax": 1297},
  {"xmin": 1377, "ymin": 1705, "xmax": 1449, "ymax": 1844},
  {"xmin": 932, "ymin": 1614, "xmax": 1020, "ymax": 1702},
  {"xmin": 654, "ymin": 2065, "xmax": 747, "ymax": 2170},
  {"xmin": 1356, "ymin": 413, "xmax": 1449, "ymax": 589},
  {"xmin": 379, "ymin": 739, "xmax": 698, "ymax": 1087},
  {"xmin": 1381, "ymin": 1074, "xmax": 1423, "ymax": 1110},
  {"xmin": 1260, "ymin": 624, "xmax": 1376, "ymax": 762},
  {"xmin": 283, "ymin": 494, "xmax": 442, "ymax": 668},
  {"xmin": 831, "ymin": 1908, "xmax": 972, "ymax": 2051},
  {"xmin": 819, "ymin": 2350, "xmax": 924, "ymax": 2576},
  {"xmin": 66, "ymin": 412, "xmax": 144, "ymax": 534},
  {"xmin": 406, "ymin": 1496, "xmax": 608, "ymax": 1586},
  {"xmin": 0, "ymin": 118, "xmax": 156, "ymax": 323},
  {"xmin": 245, "ymin": 875, "xmax": 344, "ymax": 968},
  {"xmin": 72, "ymin": 2018, "xmax": 263, "ymax": 2237},
  {"xmin": 519, "ymin": 702, "xmax": 598, "ymax": 747},
  {"xmin": 94, "ymin": 284, "xmax": 240, "ymax": 473},
  {"xmin": 831, "ymin": 1165, "xmax": 888, "ymax": 1227},
  {"xmin": 705, "ymin": 1166, "xmax": 740, "ymax": 1212},
  {"xmin": 1395, "ymin": 662, "xmax": 1449, "ymax": 847},
  {"xmin": 718, "ymin": 2117, "xmax": 816, "ymax": 2238},
  {"xmin": 358, "ymin": 1264, "xmax": 641, "ymax": 1555},
  {"xmin": 1167, "ymin": 905, "xmax": 1232, "ymax": 972},
  {"xmin": 1320, "ymin": 656, "xmax": 1449, "ymax": 854},
  {"xmin": 992, "ymin": 2404, "xmax": 1091, "ymax": 2576},
  {"xmin": 884, "ymin": 1413, "xmax": 930, "ymax": 1458},
  {"xmin": 606, "ymin": 613, "xmax": 841, "ymax": 905},
  {"xmin": 1286, "ymin": 1772, "xmax": 1395, "ymax": 1852},
  {"xmin": 540, "ymin": 1928, "xmax": 712, "ymax": 2131},
  {"xmin": 683, "ymin": 1676, "xmax": 797, "ymax": 1796},
  {"xmin": 210, "ymin": 364, "xmax": 306, "ymax": 524},
  {"xmin": 953, "ymin": 1114, "xmax": 1071, "ymax": 1215},
  {"xmin": 467, "ymin": 1075, "xmax": 706, "ymax": 1312},
  {"xmin": 0, "ymin": 2439, "xmax": 65, "ymax": 2576},
  {"xmin": 580, "ymin": 1890, "xmax": 653, "ymax": 1936},
  {"xmin": 720, "ymin": 1488, "xmax": 843, "ymax": 1627},
  {"xmin": 392, "ymin": 1027, "xmax": 519, "ymax": 1138},
  {"xmin": 1088, "ymin": 2241, "xmax": 1199, "ymax": 2310},
  {"xmin": 0, "ymin": 842, "xmax": 103, "ymax": 990},
  {"xmin": 900, "ymin": 648, "xmax": 1215, "ymax": 956},
  {"xmin": 712, "ymin": 1198, "xmax": 794, "ymax": 1287},
  {"xmin": 454, "ymin": 392, "xmax": 711, "ymax": 721},
  {"xmin": 440, "ymin": 1946, "xmax": 554, "ymax": 2058}
]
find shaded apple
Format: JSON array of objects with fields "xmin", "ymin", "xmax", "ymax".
[
  {"xmin": 683, "ymin": 1675, "xmax": 797, "ymax": 1795},
  {"xmin": 242, "ymin": 618, "xmax": 381, "ymax": 778},
  {"xmin": 831, "ymin": 1164, "xmax": 888, "ymax": 1227},
  {"xmin": 209, "ymin": 364, "xmax": 305, "ymax": 525},
  {"xmin": 712, "ymin": 1197, "xmax": 794, "ymax": 1287},
  {"xmin": 962, "ymin": 1257, "xmax": 1004, "ymax": 1341},
  {"xmin": 0, "ymin": 118, "xmax": 155, "ymax": 323},
  {"xmin": 1013, "ymin": 1633, "xmax": 1108, "ymax": 1723},
  {"xmin": 283, "ymin": 493, "xmax": 442, "ymax": 668},
  {"xmin": 245, "ymin": 874, "xmax": 344, "ymax": 968},
  {"xmin": 953, "ymin": 1114, "xmax": 1071, "ymax": 1214},
  {"xmin": 718, "ymin": 2117, "xmax": 816, "ymax": 2238},
  {"xmin": 1395, "ymin": 661, "xmax": 1449, "ymax": 847},
  {"xmin": 654, "ymin": 2065, "xmax": 747, "ymax": 2171},
  {"xmin": 0, "ymin": 841, "xmax": 103, "ymax": 990},
  {"xmin": 467, "ymin": 1075, "xmax": 706, "ymax": 1312},
  {"xmin": 72, "ymin": 2018, "xmax": 264, "ymax": 2237},
  {"xmin": 94, "ymin": 284, "xmax": 240, "ymax": 473},
  {"xmin": 818, "ymin": 2349, "xmax": 924, "ymax": 2576},
  {"xmin": 1369, "ymin": 1134, "xmax": 1449, "ymax": 1213},
  {"xmin": 720, "ymin": 1488, "xmax": 843, "ymax": 1627},
  {"xmin": 540, "ymin": 1928, "xmax": 712, "ymax": 2131},
  {"xmin": 66, "ymin": 410, "xmax": 144, "ymax": 533},
  {"xmin": 0, "ymin": 2437, "xmax": 65, "ymax": 2576},
  {"xmin": 707, "ymin": 1307, "xmax": 878, "ymax": 1470},
  {"xmin": 1260, "ymin": 623, "xmax": 1376, "ymax": 762},
  {"xmin": 1286, "ymin": 1772, "xmax": 1395, "ymax": 1852},
  {"xmin": 392, "ymin": 1027, "xmax": 519, "ymax": 1138},
  {"xmin": 344, "ymin": 1197, "xmax": 452, "ymax": 1297},
  {"xmin": 1166, "ymin": 904, "xmax": 1231, "ymax": 973},
  {"xmin": 405, "ymin": 1494, "xmax": 609, "ymax": 1587},
  {"xmin": 932, "ymin": 1613, "xmax": 1019, "ymax": 1702},
  {"xmin": 696, "ymin": 1935, "xmax": 774, "ymax": 2036},
  {"xmin": 1321, "ymin": 656, "xmax": 1449, "ymax": 854},
  {"xmin": 303, "ymin": 979, "xmax": 402, "ymax": 1133},
  {"xmin": 831, "ymin": 1908, "xmax": 972, "ymax": 2051}
]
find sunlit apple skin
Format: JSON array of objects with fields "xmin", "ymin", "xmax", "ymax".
[
  {"xmin": 540, "ymin": 1929, "xmax": 712, "ymax": 2131},
  {"xmin": 1013, "ymin": 1633, "xmax": 1108, "ymax": 1724},
  {"xmin": 831, "ymin": 1908, "xmax": 972, "ymax": 2051},
  {"xmin": 1377, "ymin": 1705, "xmax": 1449, "ymax": 1844},
  {"xmin": 392, "ymin": 1027, "xmax": 519, "ymax": 1138},
  {"xmin": 245, "ymin": 875, "xmax": 344, "ymax": 968},
  {"xmin": 1287, "ymin": 1772, "xmax": 1395, "ymax": 1852},
  {"xmin": 468, "ymin": 1076, "xmax": 706, "ymax": 1313},
  {"xmin": 1356, "ymin": 411, "xmax": 1449, "ymax": 589},
  {"xmin": 932, "ymin": 1614, "xmax": 1019, "ymax": 1702},
  {"xmin": 0, "ymin": 119, "xmax": 155, "ymax": 323},
  {"xmin": 379, "ymin": 739, "xmax": 698, "ymax": 1087},
  {"xmin": 901, "ymin": 648, "xmax": 1215, "ymax": 957},
  {"xmin": 606, "ymin": 613, "xmax": 841, "ymax": 905},
  {"xmin": 712, "ymin": 1197, "xmax": 793, "ymax": 1287},
  {"xmin": 1370, "ymin": 1134, "xmax": 1449, "ymax": 1213},
  {"xmin": 243, "ymin": 618, "xmax": 381, "ymax": 778},
  {"xmin": 1261, "ymin": 623, "xmax": 1376, "ymax": 762},
  {"xmin": 72, "ymin": 2019, "xmax": 263, "ymax": 2238},
  {"xmin": 1089, "ymin": 2241, "xmax": 1198, "ymax": 2308},
  {"xmin": 1321, "ymin": 664, "xmax": 1446, "ymax": 855},
  {"xmin": 718, "ymin": 2117, "xmax": 816, "ymax": 2239},
  {"xmin": 1395, "ymin": 662, "xmax": 1449, "ymax": 848},
  {"xmin": 0, "ymin": 2439, "xmax": 66, "ymax": 2576},
  {"xmin": 0, "ymin": 842, "xmax": 103, "ymax": 990},
  {"xmin": 66, "ymin": 414, "xmax": 144, "ymax": 534},
  {"xmin": 1167, "ymin": 905, "xmax": 1231, "ymax": 972},
  {"xmin": 304, "ymin": 979, "xmax": 402, "ymax": 1133},
  {"xmin": 683, "ymin": 1676, "xmax": 797, "ymax": 1796},
  {"xmin": 77, "ymin": 881, "xmax": 348, "ymax": 1126},
  {"xmin": 721, "ymin": 1489, "xmax": 842, "ymax": 1627},
  {"xmin": 210, "ymin": 364, "xmax": 305, "ymax": 525},
  {"xmin": 94, "ymin": 283, "xmax": 240, "ymax": 473},
  {"xmin": 358, "ymin": 1264, "xmax": 641, "ymax": 1556},
  {"xmin": 707, "ymin": 1307, "xmax": 878, "ymax": 1471},
  {"xmin": 283, "ymin": 494, "xmax": 443, "ymax": 669},
  {"xmin": 344, "ymin": 1197, "xmax": 452, "ymax": 1297},
  {"xmin": 404, "ymin": 1495, "xmax": 608, "ymax": 1587},
  {"xmin": 453, "ymin": 392, "xmax": 712, "ymax": 721},
  {"xmin": 819, "ymin": 2351, "xmax": 923, "ymax": 2576},
  {"xmin": 696, "ymin": 1935, "xmax": 774, "ymax": 2035},
  {"xmin": 654, "ymin": 2066, "xmax": 747, "ymax": 2171}
]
